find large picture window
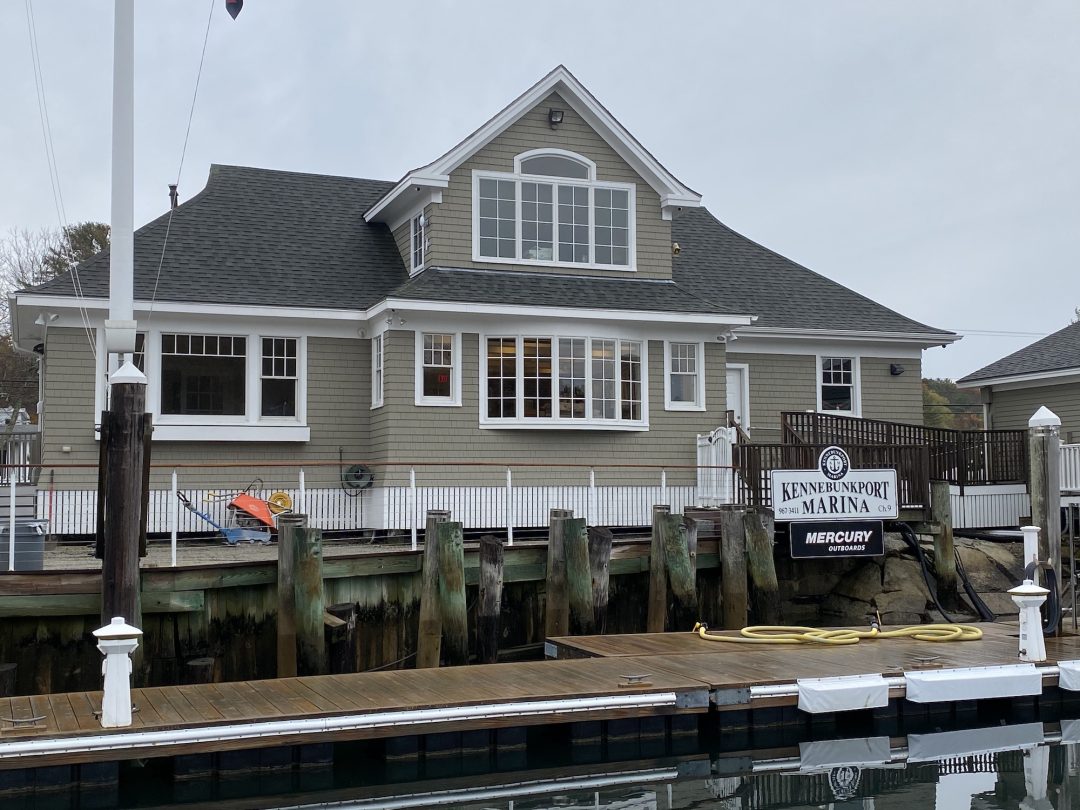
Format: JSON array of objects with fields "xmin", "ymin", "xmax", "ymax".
[
  {"xmin": 161, "ymin": 334, "xmax": 246, "ymax": 416},
  {"xmin": 484, "ymin": 335, "xmax": 644, "ymax": 426},
  {"xmin": 473, "ymin": 150, "xmax": 634, "ymax": 270}
]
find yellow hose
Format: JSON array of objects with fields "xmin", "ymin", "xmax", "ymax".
[{"xmin": 692, "ymin": 622, "xmax": 983, "ymax": 645}]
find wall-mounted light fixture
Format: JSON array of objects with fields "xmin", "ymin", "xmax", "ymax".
[
  {"xmin": 548, "ymin": 108, "xmax": 564, "ymax": 129},
  {"xmin": 890, "ymin": 364, "xmax": 905, "ymax": 376}
]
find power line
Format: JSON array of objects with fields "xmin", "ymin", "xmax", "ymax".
[{"xmin": 147, "ymin": 0, "xmax": 216, "ymax": 325}]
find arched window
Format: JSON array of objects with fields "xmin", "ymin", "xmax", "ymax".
[{"xmin": 475, "ymin": 150, "xmax": 633, "ymax": 269}]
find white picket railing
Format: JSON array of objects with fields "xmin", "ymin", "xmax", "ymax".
[
  {"xmin": 696, "ymin": 425, "xmax": 736, "ymax": 507},
  {"xmin": 0, "ymin": 426, "xmax": 40, "ymax": 485},
  {"xmin": 1063, "ymin": 443, "xmax": 1080, "ymax": 493}
]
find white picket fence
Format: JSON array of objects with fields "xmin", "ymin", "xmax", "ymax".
[{"xmin": 696, "ymin": 425, "xmax": 737, "ymax": 507}]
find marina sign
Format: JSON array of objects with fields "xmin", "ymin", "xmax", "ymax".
[
  {"xmin": 770, "ymin": 446, "xmax": 899, "ymax": 521},
  {"xmin": 790, "ymin": 520, "xmax": 885, "ymax": 559}
]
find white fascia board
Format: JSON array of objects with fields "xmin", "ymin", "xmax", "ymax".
[
  {"xmin": 15, "ymin": 294, "xmax": 366, "ymax": 324},
  {"xmin": 956, "ymin": 367, "xmax": 1080, "ymax": 390},
  {"xmin": 363, "ymin": 66, "xmax": 700, "ymax": 224},
  {"xmin": 736, "ymin": 325, "xmax": 960, "ymax": 348},
  {"xmin": 369, "ymin": 297, "xmax": 754, "ymax": 327},
  {"xmin": 366, "ymin": 178, "xmax": 448, "ymax": 227}
]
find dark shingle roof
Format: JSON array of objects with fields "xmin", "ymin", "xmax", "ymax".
[
  {"xmin": 25, "ymin": 165, "xmax": 406, "ymax": 309},
  {"xmin": 672, "ymin": 208, "xmax": 950, "ymax": 335},
  {"xmin": 22, "ymin": 164, "xmax": 952, "ymax": 338},
  {"xmin": 959, "ymin": 321, "xmax": 1080, "ymax": 384},
  {"xmin": 391, "ymin": 267, "xmax": 727, "ymax": 314}
]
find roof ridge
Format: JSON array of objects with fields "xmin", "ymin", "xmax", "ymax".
[{"xmin": 210, "ymin": 163, "xmax": 394, "ymax": 186}]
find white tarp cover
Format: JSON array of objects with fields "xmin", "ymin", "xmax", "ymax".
[
  {"xmin": 904, "ymin": 663, "xmax": 1041, "ymax": 703},
  {"xmin": 1060, "ymin": 718, "xmax": 1080, "ymax": 744},
  {"xmin": 797, "ymin": 674, "xmax": 890, "ymax": 714},
  {"xmin": 908, "ymin": 722, "xmax": 1044, "ymax": 762},
  {"xmin": 1056, "ymin": 659, "xmax": 1080, "ymax": 691},
  {"xmin": 798, "ymin": 736, "xmax": 892, "ymax": 771}
]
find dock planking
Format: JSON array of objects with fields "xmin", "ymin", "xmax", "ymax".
[{"xmin": 0, "ymin": 655, "xmax": 710, "ymax": 769}]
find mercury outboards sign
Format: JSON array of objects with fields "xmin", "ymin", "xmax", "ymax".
[
  {"xmin": 771, "ymin": 446, "xmax": 899, "ymax": 521},
  {"xmin": 790, "ymin": 519, "xmax": 884, "ymax": 559}
]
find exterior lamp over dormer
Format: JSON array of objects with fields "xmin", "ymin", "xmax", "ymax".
[{"xmin": 548, "ymin": 108, "xmax": 564, "ymax": 130}]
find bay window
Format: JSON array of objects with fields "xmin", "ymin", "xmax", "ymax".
[
  {"xmin": 473, "ymin": 150, "xmax": 635, "ymax": 270},
  {"xmin": 162, "ymin": 334, "xmax": 246, "ymax": 416},
  {"xmin": 484, "ymin": 335, "xmax": 645, "ymax": 427}
]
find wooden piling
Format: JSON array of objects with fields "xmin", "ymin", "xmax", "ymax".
[
  {"xmin": 0, "ymin": 663, "xmax": 16, "ymax": 697},
  {"xmin": 658, "ymin": 514, "xmax": 699, "ymax": 631},
  {"xmin": 587, "ymin": 526, "xmax": 614, "ymax": 633},
  {"xmin": 1029, "ymin": 412, "xmax": 1063, "ymax": 611},
  {"xmin": 276, "ymin": 513, "xmax": 305, "ymax": 678},
  {"xmin": 476, "ymin": 534, "xmax": 504, "ymax": 665},
  {"xmin": 743, "ymin": 508, "xmax": 780, "ymax": 625},
  {"xmin": 184, "ymin": 657, "xmax": 216, "ymax": 685},
  {"xmin": 647, "ymin": 504, "xmax": 671, "ymax": 632},
  {"xmin": 545, "ymin": 509, "xmax": 573, "ymax": 638},
  {"xmin": 416, "ymin": 510, "xmax": 450, "ymax": 669},
  {"xmin": 293, "ymin": 522, "xmax": 326, "ymax": 676},
  {"xmin": 718, "ymin": 508, "xmax": 748, "ymax": 630},
  {"xmin": 437, "ymin": 521, "xmax": 467, "ymax": 666},
  {"xmin": 930, "ymin": 480, "xmax": 959, "ymax": 607},
  {"xmin": 326, "ymin": 602, "xmax": 357, "ymax": 674},
  {"xmin": 565, "ymin": 517, "xmax": 594, "ymax": 635}
]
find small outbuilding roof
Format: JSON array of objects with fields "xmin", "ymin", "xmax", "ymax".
[{"xmin": 959, "ymin": 320, "xmax": 1080, "ymax": 385}]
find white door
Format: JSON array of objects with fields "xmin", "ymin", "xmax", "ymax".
[{"xmin": 726, "ymin": 365, "xmax": 748, "ymax": 427}]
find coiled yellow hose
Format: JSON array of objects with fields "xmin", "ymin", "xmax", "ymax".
[{"xmin": 692, "ymin": 622, "xmax": 983, "ymax": 645}]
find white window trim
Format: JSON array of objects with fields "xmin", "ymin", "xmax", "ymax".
[
  {"xmin": 471, "ymin": 167, "xmax": 637, "ymax": 272},
  {"xmin": 371, "ymin": 333, "xmax": 384, "ymax": 409},
  {"xmin": 513, "ymin": 148, "xmax": 597, "ymax": 179},
  {"xmin": 663, "ymin": 340, "xmax": 706, "ymax": 412},
  {"xmin": 816, "ymin": 354, "xmax": 861, "ymax": 417},
  {"xmin": 409, "ymin": 212, "xmax": 426, "ymax": 276},
  {"xmin": 478, "ymin": 333, "xmax": 649, "ymax": 430},
  {"xmin": 93, "ymin": 328, "xmax": 309, "ymax": 441},
  {"xmin": 414, "ymin": 331, "xmax": 462, "ymax": 407},
  {"xmin": 725, "ymin": 362, "xmax": 750, "ymax": 429}
]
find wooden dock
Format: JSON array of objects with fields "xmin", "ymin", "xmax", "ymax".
[{"xmin": 5, "ymin": 621, "xmax": 1080, "ymax": 770}]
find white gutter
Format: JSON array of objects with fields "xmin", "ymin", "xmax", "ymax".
[
  {"xmin": 735, "ymin": 325, "xmax": 960, "ymax": 346},
  {"xmin": 0, "ymin": 692, "xmax": 677, "ymax": 761}
]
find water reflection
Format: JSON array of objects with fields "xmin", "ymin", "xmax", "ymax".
[{"xmin": 9, "ymin": 721, "xmax": 1080, "ymax": 808}]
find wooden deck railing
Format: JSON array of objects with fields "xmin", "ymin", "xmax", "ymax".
[
  {"xmin": 733, "ymin": 442, "xmax": 931, "ymax": 511},
  {"xmin": 0, "ymin": 426, "xmax": 40, "ymax": 486},
  {"xmin": 781, "ymin": 411, "xmax": 1028, "ymax": 488}
]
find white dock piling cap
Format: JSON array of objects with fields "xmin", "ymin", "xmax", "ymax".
[
  {"xmin": 92, "ymin": 616, "xmax": 143, "ymax": 640},
  {"xmin": 1009, "ymin": 579, "xmax": 1050, "ymax": 596},
  {"xmin": 1029, "ymin": 406, "xmax": 1061, "ymax": 428}
]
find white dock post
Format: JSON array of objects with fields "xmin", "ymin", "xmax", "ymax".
[
  {"xmin": 660, "ymin": 469, "xmax": 668, "ymax": 507},
  {"xmin": 7, "ymin": 473, "xmax": 15, "ymax": 572},
  {"xmin": 589, "ymin": 467, "xmax": 597, "ymax": 526},
  {"xmin": 1011, "ymin": 579, "xmax": 1050, "ymax": 662},
  {"xmin": 409, "ymin": 466, "xmax": 417, "ymax": 550},
  {"xmin": 506, "ymin": 467, "xmax": 514, "ymax": 547},
  {"xmin": 170, "ymin": 469, "xmax": 178, "ymax": 567},
  {"xmin": 298, "ymin": 467, "xmax": 306, "ymax": 515},
  {"xmin": 93, "ymin": 617, "xmax": 142, "ymax": 728}
]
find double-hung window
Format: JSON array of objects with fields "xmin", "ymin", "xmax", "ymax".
[
  {"xmin": 820, "ymin": 356, "xmax": 858, "ymax": 414},
  {"xmin": 665, "ymin": 342, "xmax": 703, "ymax": 410},
  {"xmin": 483, "ymin": 335, "xmax": 645, "ymax": 427},
  {"xmin": 474, "ymin": 150, "xmax": 634, "ymax": 270},
  {"xmin": 261, "ymin": 338, "xmax": 298, "ymax": 417},
  {"xmin": 417, "ymin": 333, "xmax": 459, "ymax": 405}
]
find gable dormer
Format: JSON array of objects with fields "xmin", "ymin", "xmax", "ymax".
[{"xmin": 367, "ymin": 67, "xmax": 700, "ymax": 281}]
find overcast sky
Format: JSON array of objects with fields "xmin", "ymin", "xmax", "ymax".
[{"xmin": 3, "ymin": 1, "xmax": 1077, "ymax": 380}]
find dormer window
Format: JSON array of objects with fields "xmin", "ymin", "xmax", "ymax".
[{"xmin": 473, "ymin": 149, "xmax": 635, "ymax": 270}]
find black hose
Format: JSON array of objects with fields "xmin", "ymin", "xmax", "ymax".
[
  {"xmin": 890, "ymin": 522, "xmax": 956, "ymax": 623},
  {"xmin": 1024, "ymin": 561, "xmax": 1061, "ymax": 635},
  {"xmin": 955, "ymin": 547, "xmax": 996, "ymax": 622}
]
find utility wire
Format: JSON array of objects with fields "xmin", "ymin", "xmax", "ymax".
[
  {"xmin": 24, "ymin": 0, "xmax": 96, "ymax": 359},
  {"xmin": 147, "ymin": 0, "xmax": 216, "ymax": 326}
]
